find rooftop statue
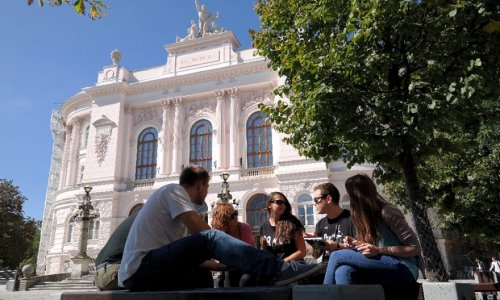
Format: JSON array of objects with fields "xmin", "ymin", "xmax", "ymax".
[
  {"xmin": 178, "ymin": 20, "xmax": 199, "ymax": 42},
  {"xmin": 195, "ymin": 0, "xmax": 220, "ymax": 37}
]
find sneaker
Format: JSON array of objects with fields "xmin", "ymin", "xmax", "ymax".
[{"xmin": 274, "ymin": 261, "xmax": 325, "ymax": 286}]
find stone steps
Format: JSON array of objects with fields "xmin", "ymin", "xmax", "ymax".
[{"xmin": 29, "ymin": 279, "xmax": 97, "ymax": 291}]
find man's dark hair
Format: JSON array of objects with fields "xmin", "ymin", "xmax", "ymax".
[
  {"xmin": 179, "ymin": 165, "xmax": 210, "ymax": 187},
  {"xmin": 314, "ymin": 182, "xmax": 340, "ymax": 204}
]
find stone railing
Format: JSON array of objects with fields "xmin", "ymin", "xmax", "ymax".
[
  {"xmin": 127, "ymin": 179, "xmax": 155, "ymax": 190},
  {"xmin": 241, "ymin": 166, "xmax": 275, "ymax": 177}
]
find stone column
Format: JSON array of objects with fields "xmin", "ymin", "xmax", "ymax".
[
  {"xmin": 65, "ymin": 118, "xmax": 81, "ymax": 187},
  {"xmin": 122, "ymin": 105, "xmax": 133, "ymax": 180},
  {"xmin": 171, "ymin": 97, "xmax": 183, "ymax": 174},
  {"xmin": 157, "ymin": 100, "xmax": 169, "ymax": 176},
  {"xmin": 215, "ymin": 90, "xmax": 225, "ymax": 171},
  {"xmin": 228, "ymin": 88, "xmax": 240, "ymax": 169},
  {"xmin": 59, "ymin": 126, "xmax": 72, "ymax": 190}
]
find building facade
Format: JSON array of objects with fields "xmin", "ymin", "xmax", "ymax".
[{"xmin": 36, "ymin": 23, "xmax": 380, "ymax": 275}]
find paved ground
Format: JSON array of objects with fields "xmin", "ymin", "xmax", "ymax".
[
  {"xmin": 0, "ymin": 280, "xmax": 480, "ymax": 300},
  {"xmin": 0, "ymin": 286, "xmax": 92, "ymax": 300}
]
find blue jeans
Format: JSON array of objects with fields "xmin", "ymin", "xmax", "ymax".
[
  {"xmin": 123, "ymin": 229, "xmax": 280, "ymax": 291},
  {"xmin": 323, "ymin": 249, "xmax": 415, "ymax": 285}
]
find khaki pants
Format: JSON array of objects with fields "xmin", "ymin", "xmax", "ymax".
[{"xmin": 94, "ymin": 263, "xmax": 123, "ymax": 290}]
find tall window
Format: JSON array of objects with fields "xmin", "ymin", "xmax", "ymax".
[
  {"xmin": 247, "ymin": 112, "xmax": 273, "ymax": 168},
  {"xmin": 190, "ymin": 120, "xmax": 212, "ymax": 172},
  {"xmin": 135, "ymin": 127, "xmax": 158, "ymax": 180},
  {"xmin": 88, "ymin": 217, "xmax": 100, "ymax": 240},
  {"xmin": 297, "ymin": 194, "xmax": 315, "ymax": 226},
  {"xmin": 66, "ymin": 218, "xmax": 75, "ymax": 243},
  {"xmin": 246, "ymin": 193, "xmax": 268, "ymax": 233},
  {"xmin": 80, "ymin": 125, "xmax": 90, "ymax": 150}
]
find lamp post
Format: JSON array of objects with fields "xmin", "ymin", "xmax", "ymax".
[
  {"xmin": 74, "ymin": 186, "xmax": 97, "ymax": 258},
  {"xmin": 214, "ymin": 173, "xmax": 239, "ymax": 208},
  {"xmin": 70, "ymin": 186, "xmax": 97, "ymax": 278}
]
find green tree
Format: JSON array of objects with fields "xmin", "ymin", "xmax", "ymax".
[
  {"xmin": 252, "ymin": 0, "xmax": 499, "ymax": 281},
  {"xmin": 18, "ymin": 220, "xmax": 41, "ymax": 270},
  {"xmin": 0, "ymin": 179, "xmax": 38, "ymax": 269},
  {"xmin": 27, "ymin": 0, "xmax": 109, "ymax": 19}
]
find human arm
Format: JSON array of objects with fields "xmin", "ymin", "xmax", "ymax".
[
  {"xmin": 177, "ymin": 211, "xmax": 210, "ymax": 233},
  {"xmin": 194, "ymin": 0, "xmax": 201, "ymax": 11},
  {"xmin": 351, "ymin": 205, "xmax": 421, "ymax": 258},
  {"xmin": 238, "ymin": 222, "xmax": 256, "ymax": 247},
  {"xmin": 284, "ymin": 231, "xmax": 307, "ymax": 262},
  {"xmin": 199, "ymin": 259, "xmax": 228, "ymax": 271}
]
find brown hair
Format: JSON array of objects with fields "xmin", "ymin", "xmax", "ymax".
[
  {"xmin": 179, "ymin": 165, "xmax": 210, "ymax": 187},
  {"xmin": 211, "ymin": 203, "xmax": 235, "ymax": 233},
  {"xmin": 265, "ymin": 192, "xmax": 304, "ymax": 245},
  {"xmin": 313, "ymin": 182, "xmax": 340, "ymax": 204},
  {"xmin": 345, "ymin": 174, "xmax": 388, "ymax": 245}
]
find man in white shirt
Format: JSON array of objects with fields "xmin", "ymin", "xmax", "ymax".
[
  {"xmin": 119, "ymin": 166, "xmax": 323, "ymax": 291},
  {"xmin": 490, "ymin": 256, "xmax": 500, "ymax": 273}
]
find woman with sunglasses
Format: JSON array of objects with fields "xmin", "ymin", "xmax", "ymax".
[
  {"xmin": 211, "ymin": 202, "xmax": 255, "ymax": 286},
  {"xmin": 260, "ymin": 192, "xmax": 307, "ymax": 262},
  {"xmin": 212, "ymin": 202, "xmax": 254, "ymax": 246}
]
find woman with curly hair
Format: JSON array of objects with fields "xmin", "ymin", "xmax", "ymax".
[
  {"xmin": 211, "ymin": 202, "xmax": 254, "ymax": 287},
  {"xmin": 323, "ymin": 174, "xmax": 424, "ymax": 287},
  {"xmin": 211, "ymin": 202, "xmax": 254, "ymax": 246},
  {"xmin": 260, "ymin": 192, "xmax": 306, "ymax": 262}
]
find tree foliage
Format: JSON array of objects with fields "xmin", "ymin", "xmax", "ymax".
[
  {"xmin": 0, "ymin": 179, "xmax": 38, "ymax": 269},
  {"xmin": 252, "ymin": 0, "xmax": 499, "ymax": 281},
  {"xmin": 27, "ymin": 0, "xmax": 109, "ymax": 19}
]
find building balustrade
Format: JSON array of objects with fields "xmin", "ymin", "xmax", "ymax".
[{"xmin": 240, "ymin": 166, "xmax": 275, "ymax": 177}]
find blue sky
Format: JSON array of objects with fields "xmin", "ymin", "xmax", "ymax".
[{"xmin": 0, "ymin": 0, "xmax": 260, "ymax": 220}]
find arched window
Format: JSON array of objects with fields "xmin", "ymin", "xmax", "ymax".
[
  {"xmin": 189, "ymin": 120, "xmax": 212, "ymax": 172},
  {"xmin": 129, "ymin": 203, "xmax": 144, "ymax": 216},
  {"xmin": 340, "ymin": 194, "xmax": 350, "ymax": 209},
  {"xmin": 297, "ymin": 194, "xmax": 315, "ymax": 226},
  {"xmin": 246, "ymin": 193, "xmax": 269, "ymax": 233},
  {"xmin": 246, "ymin": 112, "xmax": 273, "ymax": 168},
  {"xmin": 135, "ymin": 127, "xmax": 158, "ymax": 180}
]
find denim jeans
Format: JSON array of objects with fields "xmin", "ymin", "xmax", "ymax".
[
  {"xmin": 323, "ymin": 249, "xmax": 415, "ymax": 285},
  {"xmin": 123, "ymin": 229, "xmax": 280, "ymax": 291}
]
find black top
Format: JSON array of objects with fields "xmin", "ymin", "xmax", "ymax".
[
  {"xmin": 260, "ymin": 220, "xmax": 300, "ymax": 260},
  {"xmin": 315, "ymin": 209, "xmax": 355, "ymax": 261},
  {"xmin": 94, "ymin": 211, "xmax": 139, "ymax": 266}
]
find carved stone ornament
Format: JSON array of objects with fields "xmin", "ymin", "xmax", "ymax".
[
  {"xmin": 133, "ymin": 107, "xmax": 161, "ymax": 128},
  {"xmin": 93, "ymin": 115, "xmax": 117, "ymax": 166},
  {"xmin": 242, "ymin": 91, "xmax": 274, "ymax": 111}
]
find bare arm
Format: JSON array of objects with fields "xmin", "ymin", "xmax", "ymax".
[
  {"xmin": 177, "ymin": 211, "xmax": 210, "ymax": 233},
  {"xmin": 194, "ymin": 0, "xmax": 201, "ymax": 11}
]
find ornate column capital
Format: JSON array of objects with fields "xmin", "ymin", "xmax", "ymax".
[
  {"xmin": 227, "ymin": 87, "xmax": 239, "ymax": 98},
  {"xmin": 214, "ymin": 90, "xmax": 225, "ymax": 100}
]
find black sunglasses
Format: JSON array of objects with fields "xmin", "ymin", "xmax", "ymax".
[
  {"xmin": 271, "ymin": 200, "xmax": 286, "ymax": 206},
  {"xmin": 230, "ymin": 211, "xmax": 238, "ymax": 220},
  {"xmin": 313, "ymin": 196, "xmax": 327, "ymax": 204}
]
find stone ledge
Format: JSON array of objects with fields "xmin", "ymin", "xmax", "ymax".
[
  {"xmin": 293, "ymin": 284, "xmax": 385, "ymax": 300},
  {"xmin": 421, "ymin": 282, "xmax": 475, "ymax": 300},
  {"xmin": 61, "ymin": 286, "xmax": 291, "ymax": 300}
]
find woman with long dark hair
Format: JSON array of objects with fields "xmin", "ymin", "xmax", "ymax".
[
  {"xmin": 323, "ymin": 174, "xmax": 424, "ymax": 285},
  {"xmin": 260, "ymin": 192, "xmax": 306, "ymax": 262}
]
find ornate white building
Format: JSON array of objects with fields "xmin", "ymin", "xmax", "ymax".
[{"xmin": 36, "ymin": 14, "xmax": 376, "ymax": 275}]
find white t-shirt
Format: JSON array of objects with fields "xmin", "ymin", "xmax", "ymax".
[
  {"xmin": 491, "ymin": 260, "xmax": 500, "ymax": 273},
  {"xmin": 118, "ymin": 183, "xmax": 195, "ymax": 285}
]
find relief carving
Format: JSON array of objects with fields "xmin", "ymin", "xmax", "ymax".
[
  {"xmin": 242, "ymin": 91, "xmax": 274, "ymax": 111},
  {"xmin": 133, "ymin": 107, "xmax": 161, "ymax": 128},
  {"xmin": 93, "ymin": 116, "xmax": 117, "ymax": 166}
]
